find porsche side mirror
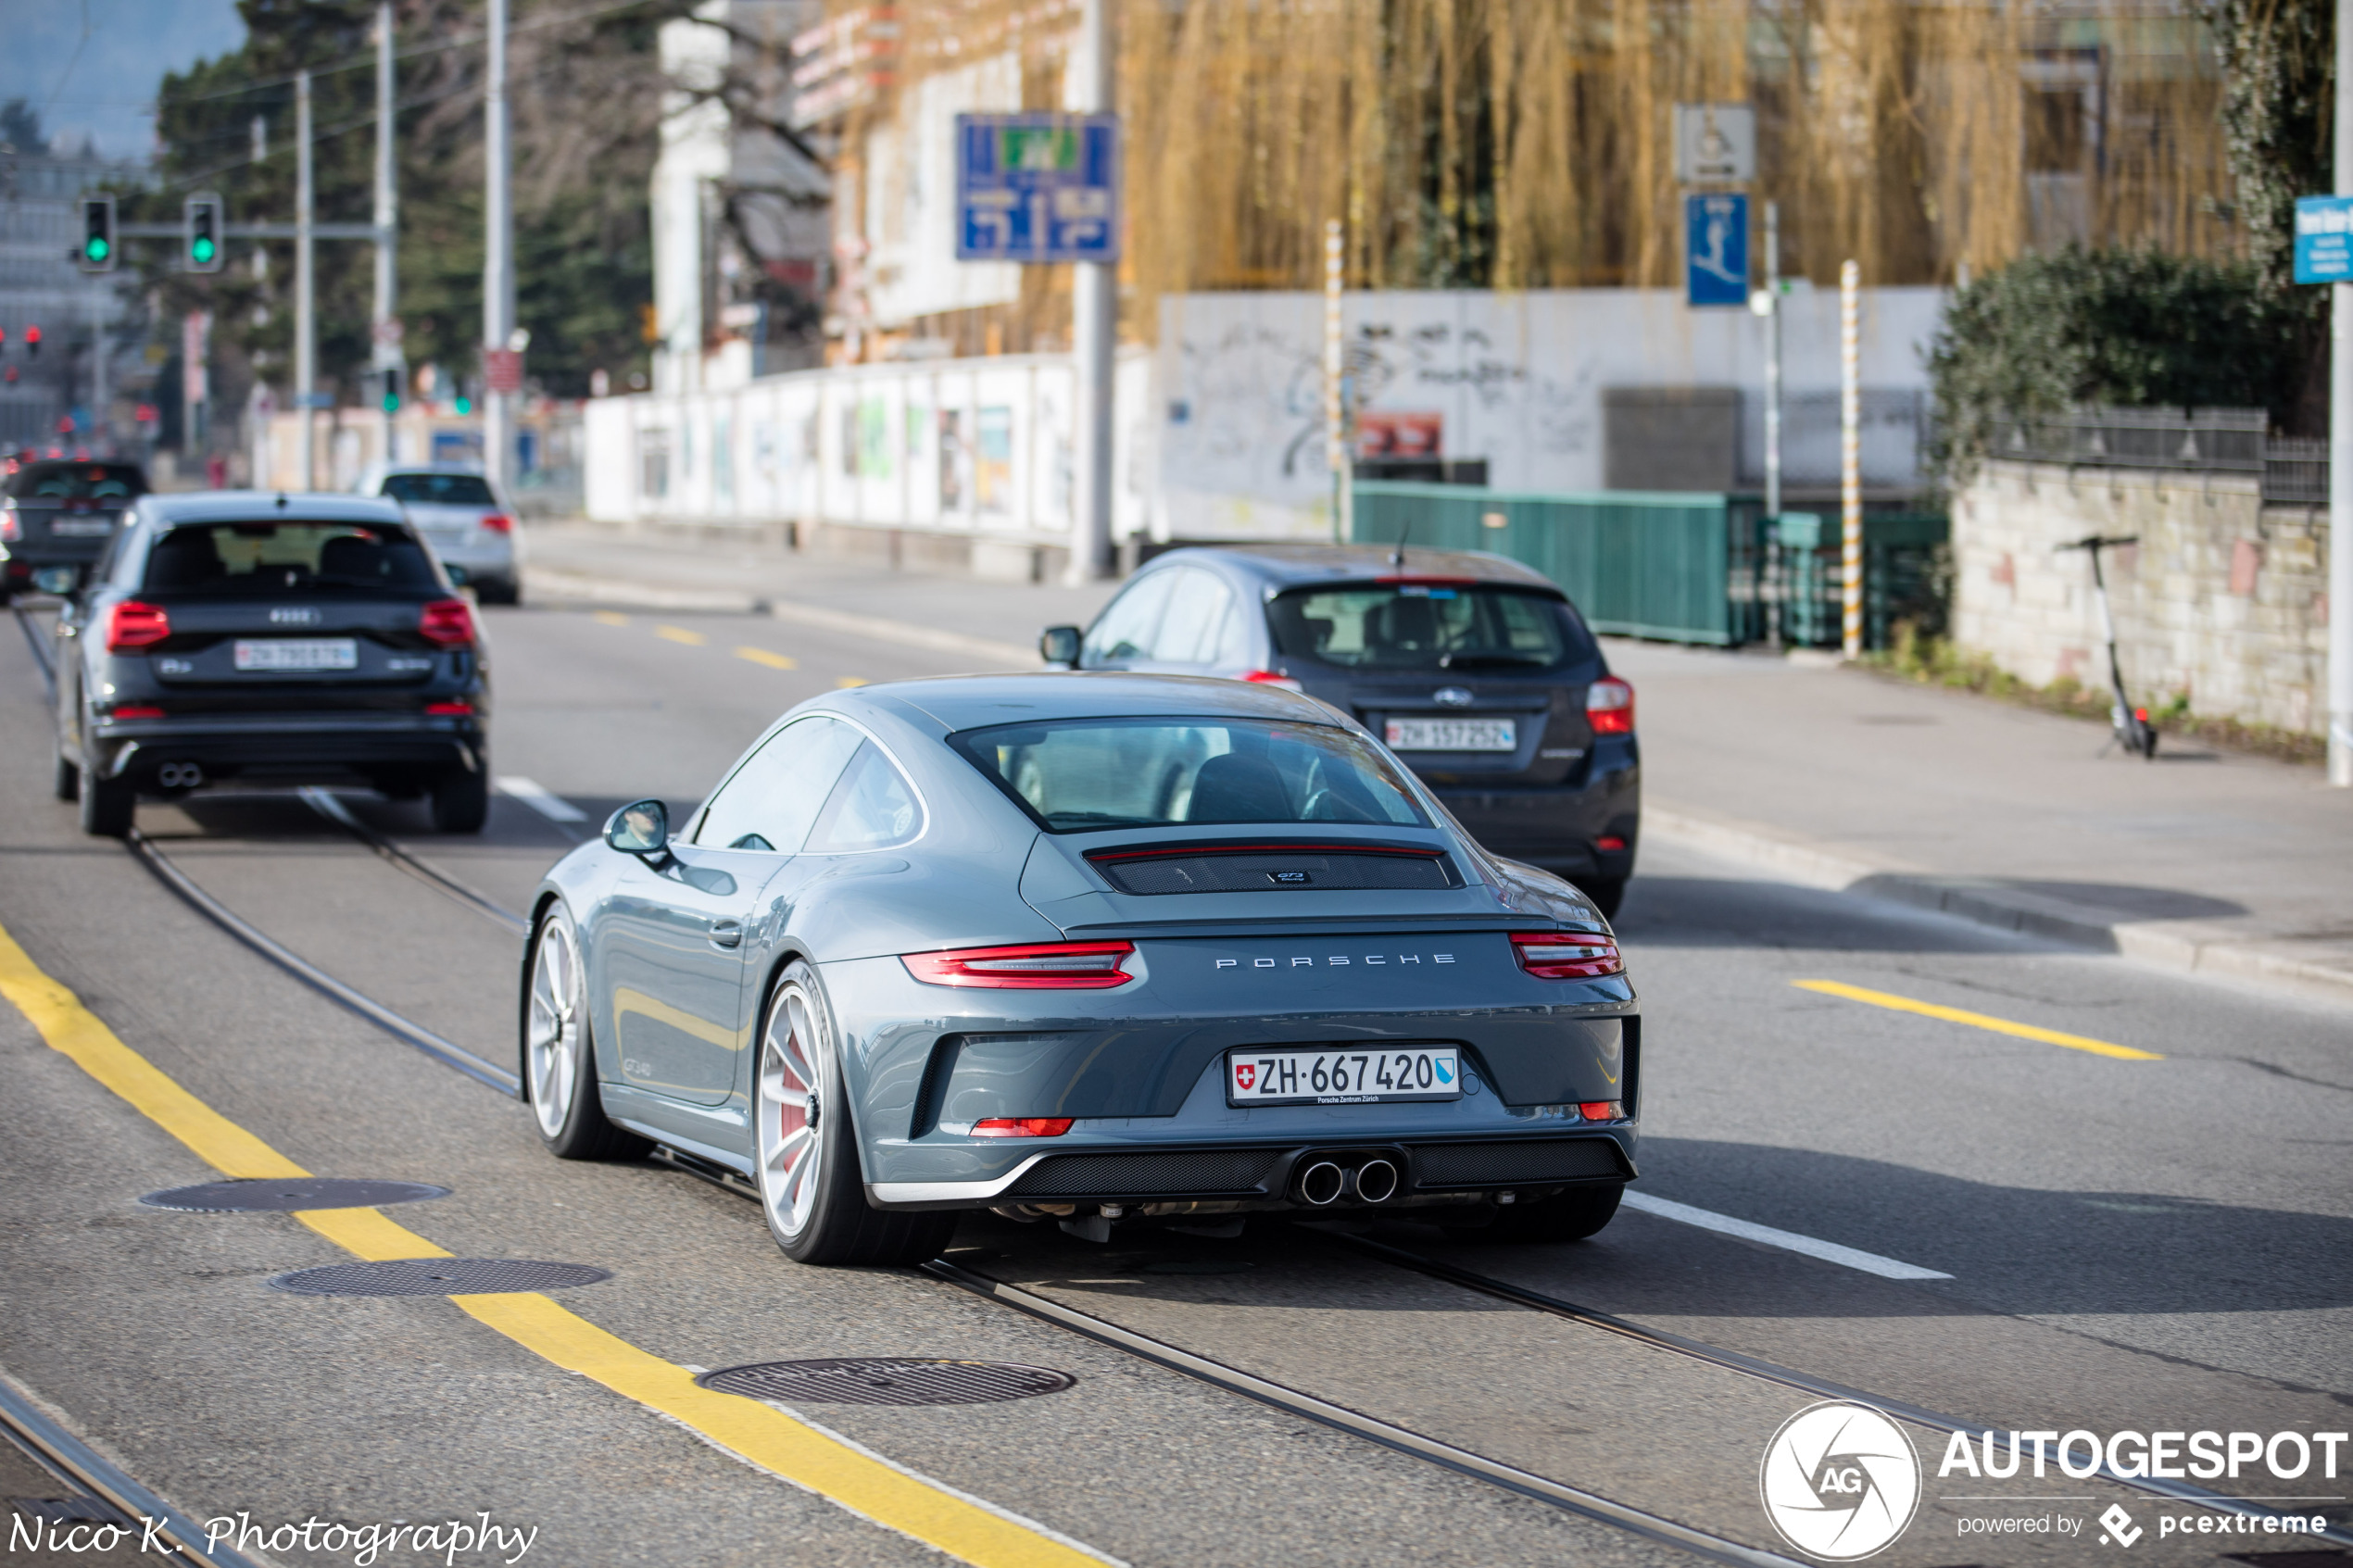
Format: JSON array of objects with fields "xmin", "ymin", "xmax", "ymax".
[
  {"xmin": 1039, "ymin": 625, "xmax": 1081, "ymax": 668},
  {"xmin": 605, "ymin": 797, "xmax": 671, "ymax": 863}
]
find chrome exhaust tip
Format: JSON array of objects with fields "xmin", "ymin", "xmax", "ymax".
[
  {"xmin": 1347, "ymin": 1158, "xmax": 1401, "ymax": 1205},
  {"xmin": 157, "ymin": 761, "xmax": 204, "ymax": 791},
  {"xmin": 1296, "ymin": 1160, "xmax": 1344, "ymax": 1206}
]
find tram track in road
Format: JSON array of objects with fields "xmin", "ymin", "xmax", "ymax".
[{"xmin": 94, "ymin": 822, "xmax": 2353, "ymax": 1562}]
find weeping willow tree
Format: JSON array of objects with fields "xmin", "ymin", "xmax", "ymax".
[{"xmin": 837, "ymin": 0, "xmax": 2239, "ymax": 332}]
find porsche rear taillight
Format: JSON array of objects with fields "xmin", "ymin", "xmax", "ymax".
[
  {"xmin": 419, "ymin": 597, "xmax": 475, "ymax": 646},
  {"xmin": 105, "ymin": 600, "xmax": 170, "ymax": 650},
  {"xmin": 901, "ymin": 940, "xmax": 1137, "ymax": 989},
  {"xmin": 1510, "ymin": 931, "xmax": 1624, "ymax": 979},
  {"xmin": 1585, "ymin": 675, "xmax": 1634, "ymax": 736}
]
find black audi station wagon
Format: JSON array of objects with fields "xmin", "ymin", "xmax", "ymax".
[
  {"xmin": 1043, "ymin": 546, "xmax": 1639, "ymax": 914},
  {"xmin": 49, "ymin": 492, "xmax": 491, "ymax": 836}
]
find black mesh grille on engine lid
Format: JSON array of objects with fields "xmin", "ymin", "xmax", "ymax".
[{"xmin": 1090, "ymin": 847, "xmax": 1456, "ymax": 895}]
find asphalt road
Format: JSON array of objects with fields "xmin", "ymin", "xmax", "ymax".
[{"xmin": 1, "ymin": 599, "xmax": 2347, "ymax": 1568}]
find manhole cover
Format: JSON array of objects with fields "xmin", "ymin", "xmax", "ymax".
[
  {"xmin": 142, "ymin": 1178, "xmax": 451, "ymax": 1212},
  {"xmin": 268, "ymin": 1259, "xmax": 610, "ymax": 1296},
  {"xmin": 698, "ymin": 1358, "xmax": 1076, "ymax": 1407}
]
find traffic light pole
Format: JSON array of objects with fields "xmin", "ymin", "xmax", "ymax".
[
  {"xmin": 296, "ymin": 68, "xmax": 318, "ymax": 491},
  {"xmin": 483, "ymin": 0, "xmax": 515, "ymax": 492},
  {"xmin": 373, "ymin": 0, "xmax": 401, "ymax": 463}
]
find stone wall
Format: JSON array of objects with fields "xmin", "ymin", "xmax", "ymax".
[{"xmin": 1952, "ymin": 459, "xmax": 2332, "ymax": 736}]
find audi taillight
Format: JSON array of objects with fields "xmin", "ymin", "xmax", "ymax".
[
  {"xmin": 419, "ymin": 597, "xmax": 475, "ymax": 646},
  {"xmin": 1510, "ymin": 931, "xmax": 1624, "ymax": 980},
  {"xmin": 105, "ymin": 600, "xmax": 170, "ymax": 650},
  {"xmin": 1585, "ymin": 675, "xmax": 1634, "ymax": 735},
  {"xmin": 901, "ymin": 940, "xmax": 1137, "ymax": 989},
  {"xmin": 479, "ymin": 512, "xmax": 514, "ymax": 534},
  {"xmin": 972, "ymin": 1118, "xmax": 1075, "ymax": 1137}
]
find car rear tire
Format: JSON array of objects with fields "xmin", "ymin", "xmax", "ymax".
[
  {"xmin": 430, "ymin": 767, "xmax": 490, "ymax": 833},
  {"xmin": 77, "ymin": 761, "xmax": 133, "ymax": 837},
  {"xmin": 476, "ymin": 577, "xmax": 521, "ymax": 607},
  {"xmin": 52, "ymin": 745, "xmax": 78, "ymax": 802},
  {"xmin": 755, "ymin": 960, "xmax": 957, "ymax": 1267},
  {"xmin": 1577, "ymin": 875, "xmax": 1627, "ymax": 920},
  {"xmin": 1455, "ymin": 1181, "xmax": 1624, "ymax": 1243},
  {"xmin": 524, "ymin": 905, "xmax": 645, "ymax": 1160}
]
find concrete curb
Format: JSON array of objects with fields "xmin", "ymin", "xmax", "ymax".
[
  {"xmin": 1642, "ymin": 802, "xmax": 2353, "ymax": 1010},
  {"xmin": 522, "ymin": 566, "xmax": 1040, "ymax": 671}
]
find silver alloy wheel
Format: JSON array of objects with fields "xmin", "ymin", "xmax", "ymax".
[
  {"xmin": 757, "ymin": 985, "xmax": 824, "ymax": 1239},
  {"xmin": 526, "ymin": 914, "xmax": 583, "ymax": 1138}
]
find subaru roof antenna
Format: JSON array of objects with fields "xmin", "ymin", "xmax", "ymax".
[{"xmin": 1390, "ymin": 520, "xmax": 1409, "ymax": 571}]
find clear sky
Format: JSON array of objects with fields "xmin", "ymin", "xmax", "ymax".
[{"xmin": 0, "ymin": 0, "xmax": 248, "ymax": 160}]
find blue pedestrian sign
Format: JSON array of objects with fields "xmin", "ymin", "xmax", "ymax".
[
  {"xmin": 1685, "ymin": 193, "xmax": 1749, "ymax": 307},
  {"xmin": 2294, "ymin": 195, "xmax": 2353, "ymax": 283},
  {"xmin": 955, "ymin": 114, "xmax": 1121, "ymax": 264}
]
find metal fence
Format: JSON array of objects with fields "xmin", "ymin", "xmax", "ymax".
[
  {"xmin": 1351, "ymin": 483, "xmax": 1947, "ymax": 649},
  {"xmin": 1992, "ymin": 407, "xmax": 2327, "ymax": 504}
]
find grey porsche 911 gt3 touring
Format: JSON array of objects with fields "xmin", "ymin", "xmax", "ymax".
[{"xmin": 521, "ymin": 672, "xmax": 1639, "ymax": 1266}]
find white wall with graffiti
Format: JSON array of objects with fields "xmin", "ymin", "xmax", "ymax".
[
  {"xmin": 1156, "ymin": 286, "xmax": 1947, "ymax": 538},
  {"xmin": 583, "ymin": 286, "xmax": 1946, "ymax": 546}
]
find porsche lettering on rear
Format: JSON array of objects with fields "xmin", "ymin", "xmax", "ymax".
[{"xmin": 1214, "ymin": 953, "xmax": 1456, "ymax": 969}]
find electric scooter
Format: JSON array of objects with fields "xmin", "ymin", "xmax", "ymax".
[{"xmin": 2056, "ymin": 533, "xmax": 2157, "ymax": 759}]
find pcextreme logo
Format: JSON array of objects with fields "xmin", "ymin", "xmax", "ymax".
[{"xmin": 1759, "ymin": 1401, "xmax": 1923, "ymax": 1561}]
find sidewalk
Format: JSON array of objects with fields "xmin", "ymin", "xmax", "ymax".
[{"xmin": 522, "ymin": 522, "xmax": 2353, "ymax": 1009}]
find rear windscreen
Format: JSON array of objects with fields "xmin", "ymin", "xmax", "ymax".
[
  {"xmin": 142, "ymin": 522, "xmax": 439, "ymax": 594},
  {"xmin": 8, "ymin": 463, "xmax": 146, "ymax": 501},
  {"xmin": 1267, "ymin": 583, "xmax": 1595, "ymax": 672},
  {"xmin": 381, "ymin": 473, "xmax": 496, "ymax": 507}
]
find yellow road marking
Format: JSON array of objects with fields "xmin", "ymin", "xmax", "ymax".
[
  {"xmin": 1792, "ymin": 980, "xmax": 2163, "ymax": 1060},
  {"xmin": 0, "ymin": 918, "xmax": 1113, "ymax": 1568},
  {"xmin": 735, "ymin": 646, "xmax": 797, "ymax": 670},
  {"xmin": 592, "ymin": 610, "xmax": 629, "ymax": 626},
  {"xmin": 655, "ymin": 625, "xmax": 708, "ymax": 646},
  {"xmin": 835, "ymin": 676, "xmax": 868, "ymax": 689}
]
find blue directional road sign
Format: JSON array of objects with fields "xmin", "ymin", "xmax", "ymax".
[
  {"xmin": 956, "ymin": 113, "xmax": 1121, "ymax": 264},
  {"xmin": 2294, "ymin": 195, "xmax": 2353, "ymax": 283},
  {"xmin": 1685, "ymin": 193, "xmax": 1749, "ymax": 307}
]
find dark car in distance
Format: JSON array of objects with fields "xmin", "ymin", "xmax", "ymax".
[
  {"xmin": 50, "ymin": 491, "xmax": 491, "ymax": 837},
  {"xmin": 1, "ymin": 458, "xmax": 148, "ymax": 601},
  {"xmin": 1042, "ymin": 546, "xmax": 1638, "ymax": 914}
]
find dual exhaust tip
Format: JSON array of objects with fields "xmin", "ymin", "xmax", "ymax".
[
  {"xmin": 1295, "ymin": 1156, "xmax": 1400, "ymax": 1207},
  {"xmin": 157, "ymin": 761, "xmax": 204, "ymax": 790}
]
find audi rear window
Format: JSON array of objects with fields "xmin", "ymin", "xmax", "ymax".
[
  {"xmin": 381, "ymin": 473, "xmax": 497, "ymax": 507},
  {"xmin": 1268, "ymin": 583, "xmax": 1594, "ymax": 672},
  {"xmin": 950, "ymin": 717, "xmax": 1428, "ymax": 833},
  {"xmin": 7, "ymin": 462, "xmax": 146, "ymax": 501},
  {"xmin": 142, "ymin": 522, "xmax": 439, "ymax": 593}
]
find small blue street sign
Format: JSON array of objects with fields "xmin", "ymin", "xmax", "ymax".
[
  {"xmin": 1685, "ymin": 193, "xmax": 1749, "ymax": 307},
  {"xmin": 955, "ymin": 113, "xmax": 1121, "ymax": 264},
  {"xmin": 2294, "ymin": 195, "xmax": 2353, "ymax": 283}
]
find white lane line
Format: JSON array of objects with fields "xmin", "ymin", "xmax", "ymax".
[
  {"xmin": 1618, "ymin": 1192, "xmax": 1954, "ymax": 1281},
  {"xmin": 495, "ymin": 775, "xmax": 587, "ymax": 824}
]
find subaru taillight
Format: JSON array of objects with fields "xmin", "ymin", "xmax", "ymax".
[
  {"xmin": 419, "ymin": 597, "xmax": 475, "ymax": 646},
  {"xmin": 1510, "ymin": 931, "xmax": 1624, "ymax": 979},
  {"xmin": 972, "ymin": 1118, "xmax": 1076, "ymax": 1137},
  {"xmin": 901, "ymin": 940, "xmax": 1137, "ymax": 989},
  {"xmin": 1585, "ymin": 675, "xmax": 1634, "ymax": 735},
  {"xmin": 479, "ymin": 512, "xmax": 513, "ymax": 534},
  {"xmin": 105, "ymin": 600, "xmax": 170, "ymax": 650}
]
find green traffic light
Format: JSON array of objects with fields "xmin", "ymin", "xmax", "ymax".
[
  {"xmin": 85, "ymin": 237, "xmax": 109, "ymax": 261},
  {"xmin": 382, "ymin": 395, "xmax": 399, "ymax": 413},
  {"xmin": 193, "ymin": 237, "xmax": 216, "ymax": 264},
  {"xmin": 454, "ymin": 396, "xmax": 472, "ymax": 415}
]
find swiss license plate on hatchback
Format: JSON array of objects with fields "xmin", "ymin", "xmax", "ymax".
[
  {"xmin": 1386, "ymin": 717, "xmax": 1516, "ymax": 751},
  {"xmin": 51, "ymin": 517, "xmax": 116, "ymax": 537},
  {"xmin": 1227, "ymin": 1047, "xmax": 1462, "ymax": 1106},
  {"xmin": 234, "ymin": 638, "xmax": 358, "ymax": 671}
]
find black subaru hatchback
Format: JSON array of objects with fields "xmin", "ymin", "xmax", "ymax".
[
  {"xmin": 1040, "ymin": 545, "xmax": 1638, "ymax": 915},
  {"xmin": 51, "ymin": 492, "xmax": 490, "ymax": 837}
]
